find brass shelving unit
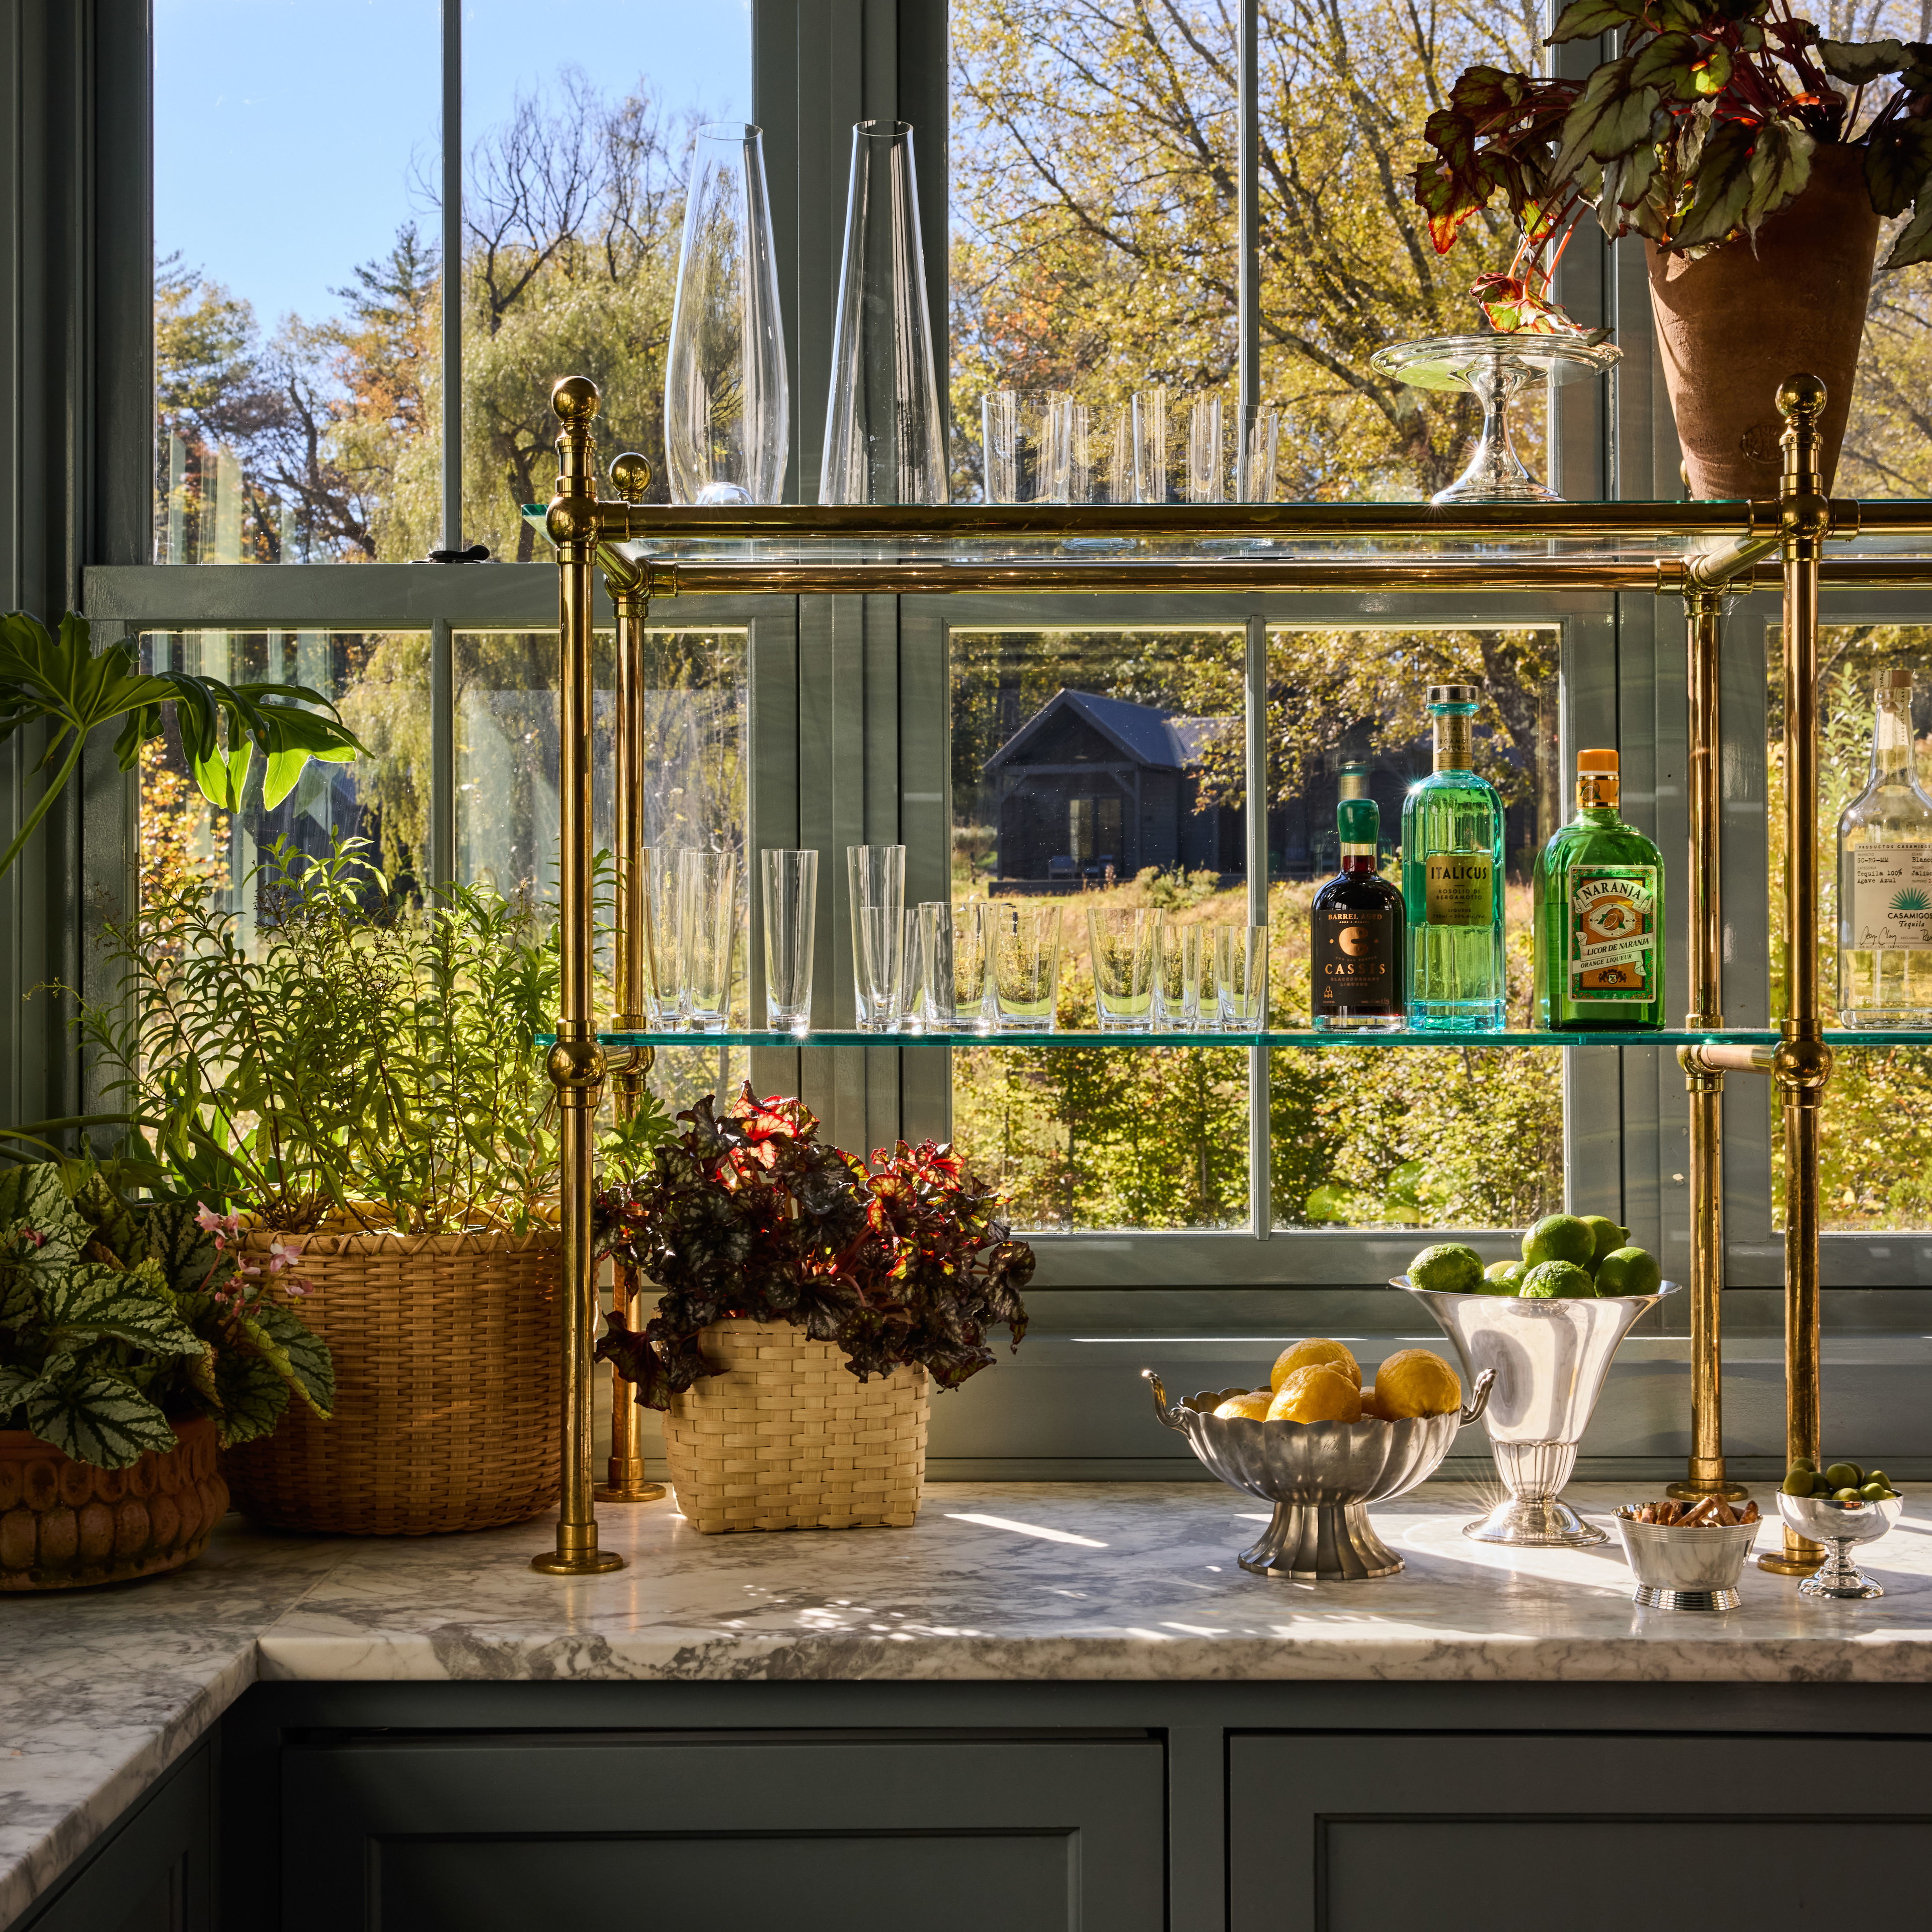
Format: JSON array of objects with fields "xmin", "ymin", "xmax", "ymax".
[{"xmin": 531, "ymin": 370, "xmax": 1932, "ymax": 1581}]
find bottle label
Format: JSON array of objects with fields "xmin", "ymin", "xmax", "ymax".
[
  {"xmin": 1313, "ymin": 905, "xmax": 1401, "ymax": 1016},
  {"xmin": 1424, "ymin": 853, "xmax": 1494, "ymax": 927},
  {"xmin": 1568, "ymin": 867, "xmax": 1657, "ymax": 997},
  {"xmin": 1851, "ymin": 844, "xmax": 1932, "ymax": 949}
]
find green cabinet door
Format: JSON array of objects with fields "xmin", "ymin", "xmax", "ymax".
[{"xmin": 283, "ymin": 1733, "xmax": 1164, "ymax": 1932}]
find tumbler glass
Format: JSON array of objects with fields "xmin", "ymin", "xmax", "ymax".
[
  {"xmin": 678, "ymin": 849, "xmax": 739, "ymax": 1031},
  {"xmin": 1089, "ymin": 906, "xmax": 1161, "ymax": 1031},
  {"xmin": 988, "ymin": 902, "xmax": 1064, "ymax": 1030},
  {"xmin": 982, "ymin": 388, "xmax": 1068, "ymax": 504},
  {"xmin": 1132, "ymin": 386, "xmax": 1170, "ymax": 504},
  {"xmin": 847, "ymin": 843, "xmax": 906, "ymax": 1031},
  {"xmin": 1215, "ymin": 922, "xmax": 1270, "ymax": 1030},
  {"xmin": 642, "ymin": 847, "xmax": 686, "ymax": 1026},
  {"xmin": 760, "ymin": 848, "xmax": 818, "ymax": 1034},
  {"xmin": 1186, "ymin": 394, "xmax": 1224, "ymax": 504},
  {"xmin": 894, "ymin": 909, "xmax": 925, "ymax": 1032},
  {"xmin": 1155, "ymin": 921, "xmax": 1205, "ymax": 1029},
  {"xmin": 921, "ymin": 899, "xmax": 992, "ymax": 1031},
  {"xmin": 1237, "ymin": 403, "xmax": 1281, "ymax": 504}
]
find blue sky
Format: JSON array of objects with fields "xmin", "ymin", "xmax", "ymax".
[{"xmin": 155, "ymin": 0, "xmax": 750, "ymax": 331}]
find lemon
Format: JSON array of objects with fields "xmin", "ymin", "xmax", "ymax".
[
  {"xmin": 1579, "ymin": 1214, "xmax": 1631, "ymax": 1264},
  {"xmin": 1594, "ymin": 1246, "xmax": 1661, "ymax": 1296},
  {"xmin": 1407, "ymin": 1243, "xmax": 1483, "ymax": 1294},
  {"xmin": 1213, "ymin": 1391, "xmax": 1272, "ymax": 1420},
  {"xmin": 1373, "ymin": 1348, "xmax": 1462, "ymax": 1419},
  {"xmin": 1521, "ymin": 1214, "xmax": 1596, "ymax": 1268},
  {"xmin": 1266, "ymin": 1363, "xmax": 1362, "ymax": 1423},
  {"xmin": 1269, "ymin": 1338, "xmax": 1361, "ymax": 1393},
  {"xmin": 1519, "ymin": 1260, "xmax": 1596, "ymax": 1299}
]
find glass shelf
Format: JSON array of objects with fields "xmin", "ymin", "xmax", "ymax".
[{"xmin": 541, "ymin": 1027, "xmax": 1932, "ymax": 1050}]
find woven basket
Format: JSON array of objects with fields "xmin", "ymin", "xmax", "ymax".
[
  {"xmin": 222, "ymin": 1230, "xmax": 560, "ymax": 1536},
  {"xmin": 662, "ymin": 1317, "xmax": 928, "ymax": 1534}
]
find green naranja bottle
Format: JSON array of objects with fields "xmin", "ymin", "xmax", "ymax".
[{"xmin": 1533, "ymin": 747, "xmax": 1665, "ymax": 1031}]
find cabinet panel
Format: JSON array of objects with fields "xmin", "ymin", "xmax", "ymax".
[
  {"xmin": 1230, "ymin": 1733, "xmax": 1932, "ymax": 1932},
  {"xmin": 284, "ymin": 1734, "xmax": 1163, "ymax": 1932}
]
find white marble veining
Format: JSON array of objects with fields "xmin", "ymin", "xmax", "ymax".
[{"xmin": 12, "ymin": 1479, "xmax": 1932, "ymax": 1926}]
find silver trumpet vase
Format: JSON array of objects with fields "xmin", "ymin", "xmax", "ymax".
[{"xmin": 1397, "ymin": 1276, "xmax": 1678, "ymax": 1548}]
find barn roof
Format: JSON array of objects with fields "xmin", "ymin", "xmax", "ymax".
[{"xmin": 984, "ymin": 689, "xmax": 1232, "ymax": 774}]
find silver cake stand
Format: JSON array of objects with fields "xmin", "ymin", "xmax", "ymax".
[{"xmin": 1370, "ymin": 332, "xmax": 1620, "ymax": 504}]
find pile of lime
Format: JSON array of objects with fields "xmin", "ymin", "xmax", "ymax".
[
  {"xmin": 1780, "ymin": 1457, "xmax": 1899, "ymax": 1504},
  {"xmin": 1406, "ymin": 1214, "xmax": 1662, "ymax": 1301}
]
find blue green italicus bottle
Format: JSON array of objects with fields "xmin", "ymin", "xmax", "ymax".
[
  {"xmin": 1534, "ymin": 747, "xmax": 1664, "ymax": 1030},
  {"xmin": 1401, "ymin": 683, "xmax": 1505, "ymax": 1030}
]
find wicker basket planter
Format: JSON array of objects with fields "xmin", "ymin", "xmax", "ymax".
[
  {"xmin": 662, "ymin": 1317, "xmax": 928, "ymax": 1534},
  {"xmin": 222, "ymin": 1230, "xmax": 560, "ymax": 1536},
  {"xmin": 0, "ymin": 1417, "xmax": 227, "ymax": 1591}
]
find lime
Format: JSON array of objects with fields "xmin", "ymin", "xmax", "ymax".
[
  {"xmin": 1521, "ymin": 1214, "xmax": 1597, "ymax": 1268},
  {"xmin": 1479, "ymin": 1260, "xmax": 1526, "ymax": 1295},
  {"xmin": 1579, "ymin": 1214, "xmax": 1631, "ymax": 1265},
  {"xmin": 1824, "ymin": 1462, "xmax": 1861, "ymax": 1491},
  {"xmin": 1860, "ymin": 1481, "xmax": 1892, "ymax": 1502},
  {"xmin": 1519, "ymin": 1259, "xmax": 1597, "ymax": 1300},
  {"xmin": 1594, "ymin": 1246, "xmax": 1662, "ymax": 1297},
  {"xmin": 1408, "ymin": 1243, "xmax": 1484, "ymax": 1294}
]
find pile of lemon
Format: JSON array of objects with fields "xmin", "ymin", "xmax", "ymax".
[{"xmin": 1212, "ymin": 1338, "xmax": 1461, "ymax": 1425}]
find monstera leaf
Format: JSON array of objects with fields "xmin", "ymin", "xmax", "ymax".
[{"xmin": 21, "ymin": 1366, "xmax": 179, "ymax": 1468}]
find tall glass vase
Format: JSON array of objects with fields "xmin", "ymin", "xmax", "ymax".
[
  {"xmin": 820, "ymin": 119, "xmax": 948, "ymax": 505},
  {"xmin": 665, "ymin": 123, "xmax": 788, "ymax": 505}
]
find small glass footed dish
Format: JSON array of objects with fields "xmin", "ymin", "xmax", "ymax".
[
  {"xmin": 1614, "ymin": 1503, "xmax": 1761, "ymax": 1612},
  {"xmin": 1776, "ymin": 1490, "xmax": 1905, "ymax": 1599}
]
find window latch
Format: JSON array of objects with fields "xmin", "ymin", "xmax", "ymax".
[{"xmin": 425, "ymin": 543, "xmax": 492, "ymax": 564}]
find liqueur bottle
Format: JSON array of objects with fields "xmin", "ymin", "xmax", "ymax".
[
  {"xmin": 1401, "ymin": 684, "xmax": 1505, "ymax": 1030},
  {"xmin": 1312, "ymin": 795, "xmax": 1405, "ymax": 1030},
  {"xmin": 1838, "ymin": 666, "xmax": 1932, "ymax": 1028},
  {"xmin": 1534, "ymin": 749, "xmax": 1665, "ymax": 1031}
]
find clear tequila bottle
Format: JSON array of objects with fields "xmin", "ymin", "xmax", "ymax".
[
  {"xmin": 1401, "ymin": 684, "xmax": 1505, "ymax": 1030},
  {"xmin": 1837, "ymin": 666, "xmax": 1932, "ymax": 1028}
]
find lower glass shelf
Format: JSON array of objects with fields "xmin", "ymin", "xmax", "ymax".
[{"xmin": 537, "ymin": 1026, "xmax": 1862, "ymax": 1049}]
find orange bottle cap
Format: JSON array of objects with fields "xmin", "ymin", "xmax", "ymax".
[{"xmin": 1576, "ymin": 749, "xmax": 1619, "ymax": 773}]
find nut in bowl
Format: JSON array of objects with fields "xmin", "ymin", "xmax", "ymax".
[
  {"xmin": 1613, "ymin": 1497, "xmax": 1763, "ymax": 1613},
  {"xmin": 1143, "ymin": 1341, "xmax": 1493, "ymax": 1582}
]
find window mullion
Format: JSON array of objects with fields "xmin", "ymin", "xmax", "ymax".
[
  {"xmin": 1237, "ymin": 0, "xmax": 1259, "ymax": 419},
  {"xmin": 1246, "ymin": 611, "xmax": 1271, "ymax": 1238},
  {"xmin": 440, "ymin": 0, "xmax": 463, "ymax": 554}
]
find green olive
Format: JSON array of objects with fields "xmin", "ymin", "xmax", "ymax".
[
  {"xmin": 1782, "ymin": 1468, "xmax": 1818, "ymax": 1495},
  {"xmin": 1812, "ymin": 1475, "xmax": 1838, "ymax": 1497},
  {"xmin": 1824, "ymin": 1462, "xmax": 1862, "ymax": 1491},
  {"xmin": 1790, "ymin": 1456, "xmax": 1816, "ymax": 1472},
  {"xmin": 1860, "ymin": 1482, "xmax": 1892, "ymax": 1502},
  {"xmin": 1834, "ymin": 1487, "xmax": 1864, "ymax": 1503},
  {"xmin": 1867, "ymin": 1469, "xmax": 1892, "ymax": 1491}
]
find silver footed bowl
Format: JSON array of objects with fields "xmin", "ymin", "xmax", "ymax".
[
  {"xmin": 1777, "ymin": 1490, "xmax": 1905, "ymax": 1599},
  {"xmin": 1143, "ymin": 1366, "xmax": 1494, "ymax": 1581},
  {"xmin": 1396, "ymin": 1274, "xmax": 1678, "ymax": 1549}
]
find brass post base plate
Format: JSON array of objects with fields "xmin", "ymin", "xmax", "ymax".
[
  {"xmin": 529, "ymin": 1548, "xmax": 627, "ymax": 1576},
  {"xmin": 1757, "ymin": 1550, "xmax": 1822, "ymax": 1576},
  {"xmin": 1666, "ymin": 1478, "xmax": 1751, "ymax": 1502},
  {"xmin": 594, "ymin": 1481, "xmax": 667, "ymax": 1503}
]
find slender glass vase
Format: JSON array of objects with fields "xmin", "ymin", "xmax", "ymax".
[
  {"xmin": 665, "ymin": 123, "xmax": 788, "ymax": 505},
  {"xmin": 820, "ymin": 120, "xmax": 948, "ymax": 505}
]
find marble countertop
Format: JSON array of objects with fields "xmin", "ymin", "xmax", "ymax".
[{"xmin": 11, "ymin": 1478, "xmax": 1932, "ymax": 1925}]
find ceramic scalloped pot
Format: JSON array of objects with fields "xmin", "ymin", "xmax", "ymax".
[{"xmin": 0, "ymin": 1416, "xmax": 228, "ymax": 1591}]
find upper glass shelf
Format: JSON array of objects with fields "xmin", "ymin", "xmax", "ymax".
[
  {"xmin": 523, "ymin": 501, "xmax": 1932, "ymax": 578},
  {"xmin": 579, "ymin": 1026, "xmax": 1807, "ymax": 1049}
]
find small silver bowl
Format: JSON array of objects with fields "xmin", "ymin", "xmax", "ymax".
[
  {"xmin": 1614, "ymin": 1509, "xmax": 1760, "ymax": 1612},
  {"xmin": 1776, "ymin": 1491, "xmax": 1905, "ymax": 1599},
  {"xmin": 1143, "ymin": 1366, "xmax": 1493, "ymax": 1580}
]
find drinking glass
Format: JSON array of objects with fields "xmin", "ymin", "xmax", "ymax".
[
  {"xmin": 760, "ymin": 848, "xmax": 818, "ymax": 1034},
  {"xmin": 893, "ymin": 909, "xmax": 925, "ymax": 1032},
  {"xmin": 821, "ymin": 120, "xmax": 948, "ymax": 505},
  {"xmin": 1186, "ymin": 394, "xmax": 1224, "ymax": 504},
  {"xmin": 1155, "ymin": 921, "xmax": 1205, "ymax": 1029},
  {"xmin": 1215, "ymin": 922, "xmax": 1270, "ymax": 1030},
  {"xmin": 988, "ymin": 902, "xmax": 1064, "ymax": 1030},
  {"xmin": 921, "ymin": 899, "xmax": 992, "ymax": 1031},
  {"xmin": 1089, "ymin": 907, "xmax": 1161, "ymax": 1031},
  {"xmin": 664, "ymin": 124, "xmax": 788, "ymax": 505},
  {"xmin": 642, "ymin": 846, "xmax": 686, "ymax": 1025},
  {"xmin": 1237, "ymin": 403, "xmax": 1281, "ymax": 503},
  {"xmin": 1132, "ymin": 386, "xmax": 1170, "ymax": 504},
  {"xmin": 677, "ymin": 849, "xmax": 739, "ymax": 1032},
  {"xmin": 847, "ymin": 843, "xmax": 906, "ymax": 1031},
  {"xmin": 982, "ymin": 388, "xmax": 1068, "ymax": 504}
]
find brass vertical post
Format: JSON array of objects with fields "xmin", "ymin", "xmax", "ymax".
[
  {"xmin": 532, "ymin": 375, "xmax": 626, "ymax": 1577},
  {"xmin": 1670, "ymin": 584, "xmax": 1747, "ymax": 1501},
  {"xmin": 1759, "ymin": 375, "xmax": 1835, "ymax": 1576},
  {"xmin": 596, "ymin": 447, "xmax": 667, "ymax": 1507}
]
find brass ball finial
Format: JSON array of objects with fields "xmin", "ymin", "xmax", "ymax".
[
  {"xmin": 1778, "ymin": 373, "xmax": 1827, "ymax": 420},
  {"xmin": 552, "ymin": 375, "xmax": 601, "ymax": 424},
  {"xmin": 610, "ymin": 451, "xmax": 652, "ymax": 503}
]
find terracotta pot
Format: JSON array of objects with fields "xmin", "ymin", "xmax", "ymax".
[
  {"xmin": 1647, "ymin": 142, "xmax": 1879, "ymax": 500},
  {"xmin": 0, "ymin": 1416, "xmax": 227, "ymax": 1592},
  {"xmin": 222, "ymin": 1230, "xmax": 560, "ymax": 1536}
]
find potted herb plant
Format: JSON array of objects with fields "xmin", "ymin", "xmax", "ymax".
[
  {"xmin": 74, "ymin": 837, "xmax": 669, "ymax": 1537},
  {"xmin": 595, "ymin": 1086, "xmax": 1033, "ymax": 1534},
  {"xmin": 1412, "ymin": 4, "xmax": 1932, "ymax": 495},
  {"xmin": 0, "ymin": 1163, "xmax": 332, "ymax": 1589}
]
